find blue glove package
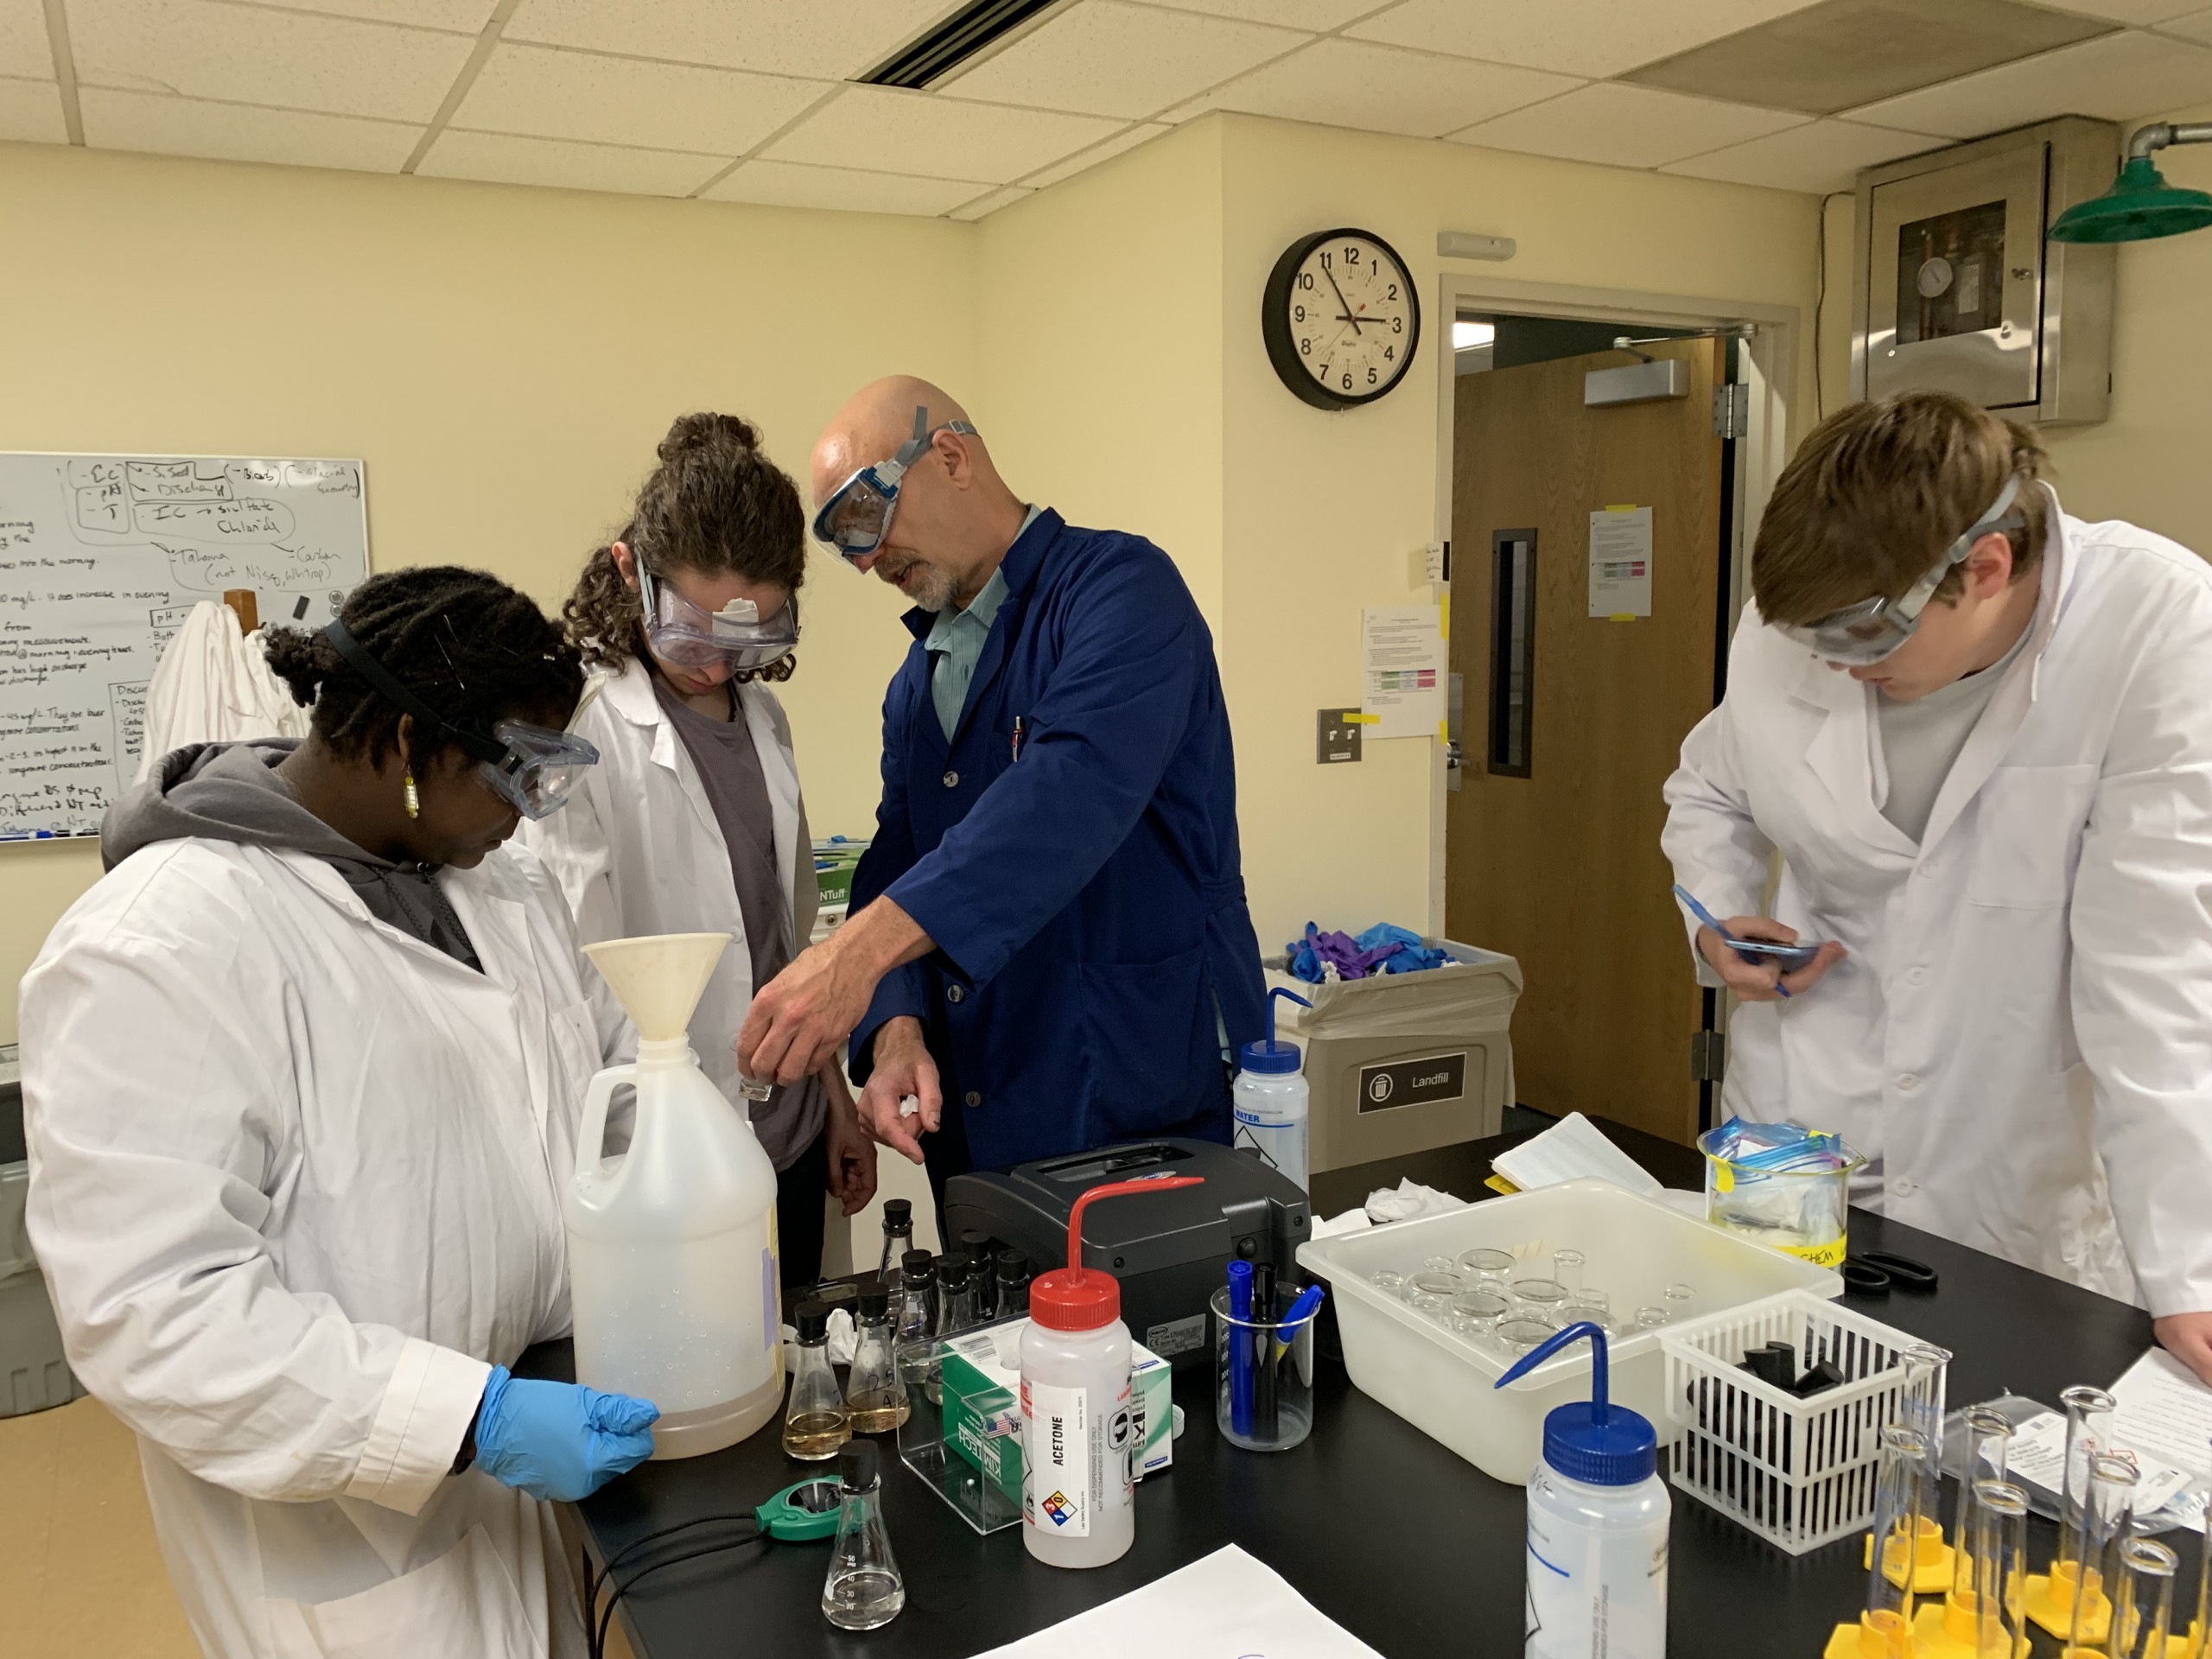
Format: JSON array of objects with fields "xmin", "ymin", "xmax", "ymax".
[{"xmin": 471, "ymin": 1365, "xmax": 659, "ymax": 1502}]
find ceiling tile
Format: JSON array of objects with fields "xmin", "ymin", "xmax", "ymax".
[
  {"xmin": 1, "ymin": 0, "xmax": 53, "ymax": 79},
  {"xmin": 1847, "ymin": 29, "xmax": 2212, "ymax": 136},
  {"xmin": 1449, "ymin": 82, "xmax": 1808, "ymax": 168},
  {"xmin": 944, "ymin": 1, "xmax": 1302, "ymax": 120},
  {"xmin": 68, "ymin": 0, "xmax": 474, "ymax": 122},
  {"xmin": 2042, "ymin": 0, "xmax": 2206, "ymax": 21},
  {"xmin": 452, "ymin": 42, "xmax": 824, "ymax": 154},
  {"xmin": 1177, "ymin": 37, "xmax": 1582, "ymax": 138},
  {"xmin": 948, "ymin": 183, "xmax": 1033, "ymax": 219},
  {"xmin": 762, "ymin": 86, "xmax": 1125, "ymax": 184},
  {"xmin": 1624, "ymin": 0, "xmax": 2114, "ymax": 115},
  {"xmin": 0, "ymin": 74, "xmax": 65, "ymax": 143},
  {"xmin": 1146, "ymin": 0, "xmax": 1388, "ymax": 25},
  {"xmin": 2157, "ymin": 6, "xmax": 2212, "ymax": 40},
  {"xmin": 1018, "ymin": 120, "xmax": 1171, "ymax": 187},
  {"xmin": 702, "ymin": 158, "xmax": 982, "ymax": 215},
  {"xmin": 505, "ymin": 0, "xmax": 950, "ymax": 79},
  {"xmin": 79, "ymin": 86, "xmax": 422, "ymax": 169},
  {"xmin": 258, "ymin": 0, "xmax": 500, "ymax": 29},
  {"xmin": 1347, "ymin": 0, "xmax": 1827, "ymax": 81},
  {"xmin": 419, "ymin": 127, "xmax": 728, "ymax": 194},
  {"xmin": 1659, "ymin": 117, "xmax": 1944, "ymax": 190}
]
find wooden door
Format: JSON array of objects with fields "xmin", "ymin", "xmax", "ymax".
[{"xmin": 1446, "ymin": 339, "xmax": 1728, "ymax": 1146}]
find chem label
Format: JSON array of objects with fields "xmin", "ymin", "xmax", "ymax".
[
  {"xmin": 1023, "ymin": 1380, "xmax": 1090, "ymax": 1537},
  {"xmin": 1144, "ymin": 1313, "xmax": 1206, "ymax": 1359},
  {"xmin": 1357, "ymin": 1052, "xmax": 1467, "ymax": 1113}
]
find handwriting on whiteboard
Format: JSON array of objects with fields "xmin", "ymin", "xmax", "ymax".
[{"xmin": 0, "ymin": 453, "xmax": 368, "ymax": 838}]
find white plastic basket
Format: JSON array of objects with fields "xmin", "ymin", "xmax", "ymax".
[
  {"xmin": 1296, "ymin": 1179, "xmax": 1841, "ymax": 1484},
  {"xmin": 1661, "ymin": 1289, "xmax": 1931, "ymax": 1554}
]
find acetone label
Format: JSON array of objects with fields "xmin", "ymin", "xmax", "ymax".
[{"xmin": 1022, "ymin": 1380, "xmax": 1090, "ymax": 1536}]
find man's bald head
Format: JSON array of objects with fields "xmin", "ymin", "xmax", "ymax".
[
  {"xmin": 811, "ymin": 376, "xmax": 976, "ymax": 506},
  {"xmin": 810, "ymin": 375, "xmax": 1027, "ymax": 612}
]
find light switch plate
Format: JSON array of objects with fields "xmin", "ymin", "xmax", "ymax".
[{"xmin": 1318, "ymin": 709, "xmax": 1363, "ymax": 765}]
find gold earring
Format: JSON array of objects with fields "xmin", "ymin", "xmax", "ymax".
[{"xmin": 403, "ymin": 769, "xmax": 420, "ymax": 820}]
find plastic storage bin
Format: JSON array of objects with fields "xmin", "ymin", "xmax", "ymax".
[
  {"xmin": 1294, "ymin": 1180, "xmax": 1840, "ymax": 1484},
  {"xmin": 1265, "ymin": 938, "xmax": 1521, "ymax": 1175},
  {"xmin": 1662, "ymin": 1289, "xmax": 1933, "ymax": 1554}
]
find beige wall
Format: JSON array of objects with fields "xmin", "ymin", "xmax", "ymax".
[
  {"xmin": 1817, "ymin": 99, "xmax": 2212, "ymax": 556},
  {"xmin": 0, "ymin": 143, "xmax": 979, "ymax": 1040}
]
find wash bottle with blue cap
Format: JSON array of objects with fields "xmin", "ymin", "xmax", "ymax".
[
  {"xmin": 1496, "ymin": 1321, "xmax": 1669, "ymax": 1658},
  {"xmin": 1233, "ymin": 988, "xmax": 1313, "ymax": 1191}
]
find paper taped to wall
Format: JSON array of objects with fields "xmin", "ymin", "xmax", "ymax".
[
  {"xmin": 1361, "ymin": 604, "xmax": 1445, "ymax": 739},
  {"xmin": 1588, "ymin": 505, "xmax": 1653, "ymax": 619},
  {"xmin": 0, "ymin": 454, "xmax": 369, "ymax": 839}
]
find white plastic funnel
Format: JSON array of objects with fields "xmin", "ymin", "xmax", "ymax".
[{"xmin": 584, "ymin": 932, "xmax": 729, "ymax": 1043}]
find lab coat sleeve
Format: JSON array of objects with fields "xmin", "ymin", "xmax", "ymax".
[
  {"xmin": 1661, "ymin": 693, "xmax": 1777, "ymax": 989},
  {"xmin": 849, "ymin": 674, "xmax": 931, "ymax": 1085},
  {"xmin": 515, "ymin": 763, "xmax": 634, "ymax": 1063},
  {"xmin": 22, "ymin": 925, "xmax": 489, "ymax": 1516},
  {"xmin": 2069, "ymin": 594, "xmax": 2212, "ymax": 1317},
  {"xmin": 883, "ymin": 548, "xmax": 1201, "ymax": 990}
]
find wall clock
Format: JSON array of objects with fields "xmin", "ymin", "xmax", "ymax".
[{"xmin": 1262, "ymin": 226, "xmax": 1421, "ymax": 410}]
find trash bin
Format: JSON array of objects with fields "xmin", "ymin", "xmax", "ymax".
[
  {"xmin": 1263, "ymin": 938, "xmax": 1522, "ymax": 1177},
  {"xmin": 1, "ymin": 1064, "xmax": 83, "ymax": 1417}
]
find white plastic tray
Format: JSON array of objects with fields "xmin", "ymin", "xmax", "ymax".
[{"xmin": 1295, "ymin": 1179, "xmax": 1843, "ymax": 1484}]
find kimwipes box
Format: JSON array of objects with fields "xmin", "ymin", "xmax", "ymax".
[{"xmin": 938, "ymin": 1320, "xmax": 1173, "ymax": 1509}]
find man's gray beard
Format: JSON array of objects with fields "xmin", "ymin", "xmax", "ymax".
[{"xmin": 906, "ymin": 563, "xmax": 957, "ymax": 613}]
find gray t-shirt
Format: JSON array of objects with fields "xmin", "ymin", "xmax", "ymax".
[
  {"xmin": 1875, "ymin": 616, "xmax": 2034, "ymax": 843},
  {"xmin": 653, "ymin": 677, "xmax": 825, "ymax": 1171}
]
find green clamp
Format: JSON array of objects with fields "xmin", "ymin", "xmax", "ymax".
[{"xmin": 755, "ymin": 1476, "xmax": 842, "ymax": 1542}]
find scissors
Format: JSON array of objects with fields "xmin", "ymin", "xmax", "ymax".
[{"xmin": 1842, "ymin": 1250, "xmax": 1939, "ymax": 1296}]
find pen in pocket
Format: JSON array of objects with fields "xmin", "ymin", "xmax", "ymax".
[{"xmin": 1011, "ymin": 715, "xmax": 1026, "ymax": 763}]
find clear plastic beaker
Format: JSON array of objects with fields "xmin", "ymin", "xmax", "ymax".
[
  {"xmin": 1211, "ymin": 1286, "xmax": 1319, "ymax": 1452},
  {"xmin": 1698, "ymin": 1124, "xmax": 1863, "ymax": 1269}
]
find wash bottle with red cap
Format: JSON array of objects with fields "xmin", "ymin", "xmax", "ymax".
[{"xmin": 1020, "ymin": 1174, "xmax": 1205, "ymax": 1568}]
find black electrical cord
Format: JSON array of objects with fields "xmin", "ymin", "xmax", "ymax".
[{"xmin": 584, "ymin": 1516, "xmax": 766, "ymax": 1659}]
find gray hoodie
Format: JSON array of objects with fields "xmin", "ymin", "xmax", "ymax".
[{"xmin": 102, "ymin": 741, "xmax": 482, "ymax": 971}]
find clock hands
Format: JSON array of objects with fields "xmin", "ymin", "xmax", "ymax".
[{"xmin": 1320, "ymin": 263, "xmax": 1369, "ymax": 334}]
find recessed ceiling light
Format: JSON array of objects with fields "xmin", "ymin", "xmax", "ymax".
[{"xmin": 1454, "ymin": 321, "xmax": 1497, "ymax": 350}]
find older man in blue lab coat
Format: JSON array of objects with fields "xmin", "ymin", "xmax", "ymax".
[{"xmin": 738, "ymin": 374, "xmax": 1265, "ymax": 1185}]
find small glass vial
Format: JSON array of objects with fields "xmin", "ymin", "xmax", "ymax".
[
  {"xmin": 1512, "ymin": 1278, "xmax": 1573, "ymax": 1322},
  {"xmin": 995, "ymin": 1249, "xmax": 1032, "ymax": 1316},
  {"xmin": 1406, "ymin": 1270, "xmax": 1464, "ymax": 1313},
  {"xmin": 1371, "ymin": 1268, "xmax": 1406, "ymax": 1297},
  {"xmin": 876, "ymin": 1198, "xmax": 914, "ymax": 1294},
  {"xmin": 783, "ymin": 1301, "xmax": 851, "ymax": 1462},
  {"xmin": 845, "ymin": 1287, "xmax": 907, "ymax": 1434},
  {"xmin": 821, "ymin": 1440, "xmax": 905, "ymax": 1630},
  {"xmin": 1448, "ymin": 1290, "xmax": 1512, "ymax": 1341},
  {"xmin": 1634, "ymin": 1305, "xmax": 1670, "ymax": 1331},
  {"xmin": 1551, "ymin": 1249, "xmax": 1586, "ymax": 1296},
  {"xmin": 894, "ymin": 1251, "xmax": 939, "ymax": 1396},
  {"xmin": 1456, "ymin": 1248, "xmax": 1516, "ymax": 1290},
  {"xmin": 937, "ymin": 1251, "xmax": 982, "ymax": 1340},
  {"xmin": 1662, "ymin": 1283, "xmax": 1696, "ymax": 1321}
]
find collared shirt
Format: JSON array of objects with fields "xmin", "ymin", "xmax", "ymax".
[{"xmin": 926, "ymin": 504, "xmax": 1039, "ymax": 740}]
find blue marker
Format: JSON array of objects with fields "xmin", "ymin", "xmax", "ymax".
[
  {"xmin": 1227, "ymin": 1258, "xmax": 1253, "ymax": 1438},
  {"xmin": 1274, "ymin": 1282, "xmax": 1325, "ymax": 1363}
]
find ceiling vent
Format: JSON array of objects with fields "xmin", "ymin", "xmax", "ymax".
[{"xmin": 859, "ymin": 0, "xmax": 1064, "ymax": 90}]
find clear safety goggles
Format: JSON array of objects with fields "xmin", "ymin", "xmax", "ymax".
[
  {"xmin": 1772, "ymin": 476, "xmax": 2026, "ymax": 667},
  {"xmin": 323, "ymin": 620, "xmax": 600, "ymax": 821},
  {"xmin": 810, "ymin": 405, "xmax": 979, "ymax": 563},
  {"xmin": 636, "ymin": 564, "xmax": 799, "ymax": 671}
]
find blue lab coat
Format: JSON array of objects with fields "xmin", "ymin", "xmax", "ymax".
[{"xmin": 847, "ymin": 509, "xmax": 1266, "ymax": 1173}]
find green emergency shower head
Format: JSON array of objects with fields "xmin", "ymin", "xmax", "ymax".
[{"xmin": 2049, "ymin": 122, "xmax": 2212, "ymax": 245}]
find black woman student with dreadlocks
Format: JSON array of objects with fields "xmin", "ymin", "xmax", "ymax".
[
  {"xmin": 20, "ymin": 567, "xmax": 657, "ymax": 1659},
  {"xmin": 524, "ymin": 412, "xmax": 875, "ymax": 1288}
]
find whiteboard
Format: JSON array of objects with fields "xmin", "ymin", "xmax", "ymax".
[{"xmin": 0, "ymin": 453, "xmax": 369, "ymax": 841}]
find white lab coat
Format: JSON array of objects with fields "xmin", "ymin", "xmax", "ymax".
[
  {"xmin": 519, "ymin": 658, "xmax": 815, "ymax": 1121},
  {"xmin": 136, "ymin": 601, "xmax": 309, "ymax": 783},
  {"xmin": 21, "ymin": 836, "xmax": 625, "ymax": 1659},
  {"xmin": 1662, "ymin": 493, "xmax": 2212, "ymax": 1316}
]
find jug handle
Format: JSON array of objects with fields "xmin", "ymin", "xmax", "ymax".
[{"xmin": 573, "ymin": 1063, "xmax": 639, "ymax": 1205}]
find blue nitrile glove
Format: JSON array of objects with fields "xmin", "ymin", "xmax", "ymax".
[{"xmin": 469, "ymin": 1365, "xmax": 659, "ymax": 1502}]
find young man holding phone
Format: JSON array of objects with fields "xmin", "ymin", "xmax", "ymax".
[{"xmin": 1662, "ymin": 391, "xmax": 2212, "ymax": 1382}]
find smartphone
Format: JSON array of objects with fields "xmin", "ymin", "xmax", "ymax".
[{"xmin": 1726, "ymin": 938, "xmax": 1822, "ymax": 972}]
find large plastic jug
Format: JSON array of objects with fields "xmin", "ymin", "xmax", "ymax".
[{"xmin": 568, "ymin": 932, "xmax": 782, "ymax": 1459}]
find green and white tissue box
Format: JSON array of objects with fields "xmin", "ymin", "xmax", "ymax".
[{"xmin": 938, "ymin": 1320, "xmax": 1173, "ymax": 1501}]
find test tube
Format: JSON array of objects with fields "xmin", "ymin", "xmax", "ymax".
[
  {"xmin": 1965, "ymin": 1480, "xmax": 2030, "ymax": 1659},
  {"xmin": 1864, "ymin": 1424, "xmax": 1930, "ymax": 1651},
  {"xmin": 1551, "ymin": 1249, "xmax": 1586, "ymax": 1295},
  {"xmin": 1950, "ymin": 1407, "xmax": 2014, "ymax": 1600},
  {"xmin": 2069, "ymin": 1452, "xmax": 2140, "ymax": 1647},
  {"xmin": 2054, "ymin": 1386, "xmax": 2121, "ymax": 1600},
  {"xmin": 2104, "ymin": 1536, "xmax": 2179, "ymax": 1659}
]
